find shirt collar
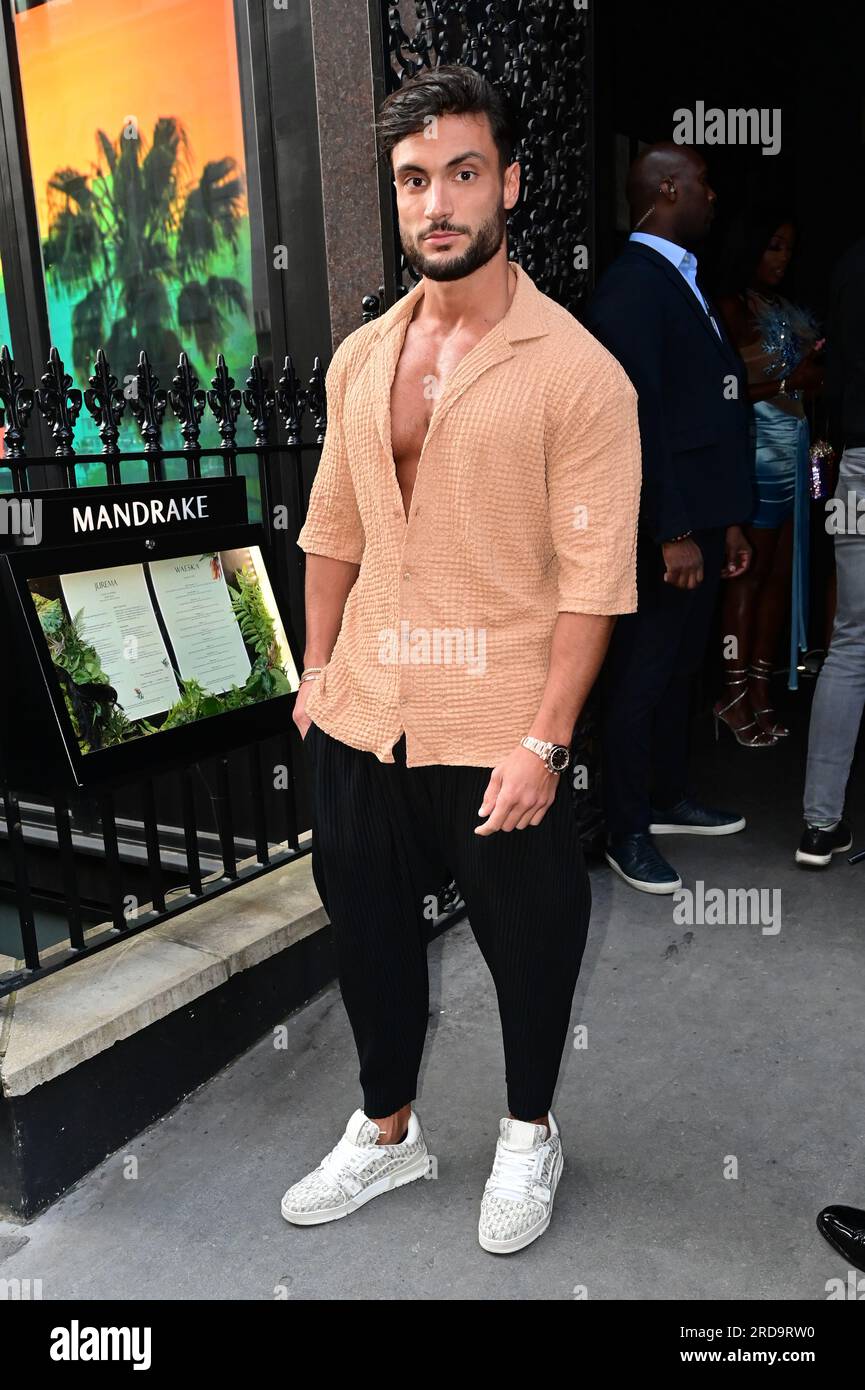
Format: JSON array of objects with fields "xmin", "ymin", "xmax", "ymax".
[
  {"xmin": 630, "ymin": 231, "xmax": 698, "ymax": 278},
  {"xmin": 369, "ymin": 258, "xmax": 549, "ymax": 345}
]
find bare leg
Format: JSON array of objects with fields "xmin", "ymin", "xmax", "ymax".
[
  {"xmin": 714, "ymin": 522, "xmax": 780, "ymax": 742},
  {"xmin": 750, "ymin": 515, "xmax": 794, "ymax": 736},
  {"xmin": 369, "ymin": 1103, "xmax": 412, "ymax": 1144}
]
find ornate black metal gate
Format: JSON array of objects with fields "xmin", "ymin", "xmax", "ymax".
[
  {"xmin": 374, "ymin": 0, "xmax": 594, "ymax": 311},
  {"xmin": 0, "ymin": 341, "xmax": 323, "ymax": 997}
]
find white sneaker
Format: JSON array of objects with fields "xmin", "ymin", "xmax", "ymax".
[
  {"xmin": 478, "ymin": 1112, "xmax": 564, "ymax": 1254},
  {"xmin": 280, "ymin": 1107, "xmax": 429, "ymax": 1225}
]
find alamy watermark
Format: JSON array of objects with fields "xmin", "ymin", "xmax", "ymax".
[
  {"xmin": 673, "ymin": 880, "xmax": 781, "ymax": 936},
  {"xmin": 0, "ymin": 497, "xmax": 42, "ymax": 545},
  {"xmin": 673, "ymin": 102, "xmax": 781, "ymax": 157},
  {"xmin": 378, "ymin": 621, "xmax": 486, "ymax": 674},
  {"xmin": 825, "ymin": 492, "xmax": 865, "ymax": 534}
]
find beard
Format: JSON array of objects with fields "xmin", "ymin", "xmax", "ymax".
[{"xmin": 401, "ymin": 202, "xmax": 507, "ymax": 282}]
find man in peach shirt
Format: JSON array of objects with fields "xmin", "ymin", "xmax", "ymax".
[{"xmin": 280, "ymin": 66, "xmax": 641, "ymax": 1254}]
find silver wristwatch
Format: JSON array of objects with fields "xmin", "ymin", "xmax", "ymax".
[{"xmin": 520, "ymin": 735, "xmax": 570, "ymax": 774}]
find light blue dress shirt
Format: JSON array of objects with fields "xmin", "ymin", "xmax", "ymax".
[{"xmin": 629, "ymin": 231, "xmax": 721, "ymax": 337}]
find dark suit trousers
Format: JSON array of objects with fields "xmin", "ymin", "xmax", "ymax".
[{"xmin": 601, "ymin": 527, "xmax": 726, "ymax": 838}]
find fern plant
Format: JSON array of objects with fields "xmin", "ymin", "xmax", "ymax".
[
  {"xmin": 33, "ymin": 594, "xmax": 134, "ymax": 751},
  {"xmin": 229, "ymin": 562, "xmax": 278, "ymax": 662},
  {"xmin": 142, "ymin": 564, "xmax": 289, "ymax": 728},
  {"xmin": 32, "ymin": 562, "xmax": 290, "ymax": 750}
]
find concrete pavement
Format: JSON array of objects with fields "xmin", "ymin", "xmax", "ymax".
[{"xmin": 2, "ymin": 701, "xmax": 863, "ymax": 1300}]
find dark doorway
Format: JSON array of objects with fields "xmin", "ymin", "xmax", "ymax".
[
  {"xmin": 593, "ymin": 0, "xmax": 865, "ymax": 315},
  {"xmin": 587, "ymin": 0, "xmax": 865, "ymax": 817}
]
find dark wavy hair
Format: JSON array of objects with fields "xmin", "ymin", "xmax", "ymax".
[
  {"xmin": 715, "ymin": 203, "xmax": 798, "ymax": 297},
  {"xmin": 374, "ymin": 64, "xmax": 517, "ymax": 176}
]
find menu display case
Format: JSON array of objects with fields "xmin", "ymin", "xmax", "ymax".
[{"xmin": 0, "ymin": 478, "xmax": 301, "ymax": 789}]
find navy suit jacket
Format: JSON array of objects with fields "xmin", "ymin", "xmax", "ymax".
[{"xmin": 584, "ymin": 241, "xmax": 754, "ymax": 544}]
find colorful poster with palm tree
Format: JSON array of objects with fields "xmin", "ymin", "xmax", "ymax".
[{"xmin": 13, "ymin": 0, "xmax": 259, "ymax": 476}]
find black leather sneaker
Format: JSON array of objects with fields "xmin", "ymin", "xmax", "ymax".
[
  {"xmin": 795, "ymin": 821, "xmax": 852, "ymax": 868},
  {"xmin": 649, "ymin": 797, "xmax": 745, "ymax": 835},
  {"xmin": 605, "ymin": 833, "xmax": 682, "ymax": 894},
  {"xmin": 817, "ymin": 1205, "xmax": 865, "ymax": 1273}
]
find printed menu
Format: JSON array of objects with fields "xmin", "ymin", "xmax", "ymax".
[
  {"xmin": 59, "ymin": 564, "xmax": 181, "ymax": 719},
  {"xmin": 147, "ymin": 552, "xmax": 252, "ymax": 693}
]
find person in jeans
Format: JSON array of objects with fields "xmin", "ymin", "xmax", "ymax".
[
  {"xmin": 797, "ymin": 449, "xmax": 864, "ymax": 868},
  {"xmin": 280, "ymin": 66, "xmax": 641, "ymax": 1255},
  {"xmin": 796, "ymin": 237, "xmax": 865, "ymax": 871},
  {"xmin": 804, "ymin": 240, "xmax": 865, "ymax": 1273}
]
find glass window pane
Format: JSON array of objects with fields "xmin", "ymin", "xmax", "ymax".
[
  {"xmin": 0, "ymin": 250, "xmax": 11, "ymax": 477},
  {"xmin": 14, "ymin": 0, "xmax": 263, "ymax": 498}
]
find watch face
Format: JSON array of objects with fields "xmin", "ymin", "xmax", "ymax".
[{"xmin": 549, "ymin": 745, "xmax": 570, "ymax": 772}]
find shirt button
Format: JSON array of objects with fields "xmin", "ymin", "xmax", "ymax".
[{"xmin": 403, "ymin": 571, "xmax": 411, "ymax": 580}]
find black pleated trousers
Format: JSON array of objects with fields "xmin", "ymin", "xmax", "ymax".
[{"xmin": 302, "ymin": 721, "xmax": 591, "ymax": 1121}]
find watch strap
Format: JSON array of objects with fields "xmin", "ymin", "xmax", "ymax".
[{"xmin": 520, "ymin": 735, "xmax": 569, "ymax": 772}]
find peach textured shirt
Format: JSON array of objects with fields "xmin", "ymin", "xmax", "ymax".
[{"xmin": 296, "ymin": 259, "xmax": 641, "ymax": 767}]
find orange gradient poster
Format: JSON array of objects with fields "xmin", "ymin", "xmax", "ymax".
[{"xmin": 14, "ymin": 0, "xmax": 257, "ymax": 466}]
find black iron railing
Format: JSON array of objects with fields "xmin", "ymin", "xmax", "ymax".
[
  {"xmin": 0, "ymin": 341, "xmax": 323, "ymax": 997},
  {"xmin": 0, "ymin": 335, "xmax": 466, "ymax": 997}
]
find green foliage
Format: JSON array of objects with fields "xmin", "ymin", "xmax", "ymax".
[
  {"xmin": 143, "ymin": 563, "xmax": 289, "ymax": 729},
  {"xmin": 34, "ymin": 595, "xmax": 134, "ymax": 751},
  {"xmin": 42, "ymin": 117, "xmax": 249, "ymax": 388},
  {"xmin": 33, "ymin": 565, "xmax": 288, "ymax": 751},
  {"xmin": 38, "ymin": 598, "xmax": 109, "ymax": 685},
  {"xmin": 141, "ymin": 677, "xmax": 227, "ymax": 731},
  {"xmin": 229, "ymin": 562, "xmax": 278, "ymax": 661}
]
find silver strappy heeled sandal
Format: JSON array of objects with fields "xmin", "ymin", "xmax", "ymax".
[
  {"xmin": 748, "ymin": 658, "xmax": 790, "ymax": 738},
  {"xmin": 713, "ymin": 668, "xmax": 779, "ymax": 747}
]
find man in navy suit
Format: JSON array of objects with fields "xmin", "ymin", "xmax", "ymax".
[{"xmin": 585, "ymin": 143, "xmax": 755, "ymax": 893}]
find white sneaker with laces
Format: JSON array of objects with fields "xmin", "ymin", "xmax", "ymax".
[
  {"xmin": 478, "ymin": 1111, "xmax": 564, "ymax": 1254},
  {"xmin": 280, "ymin": 1107, "xmax": 429, "ymax": 1225}
]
